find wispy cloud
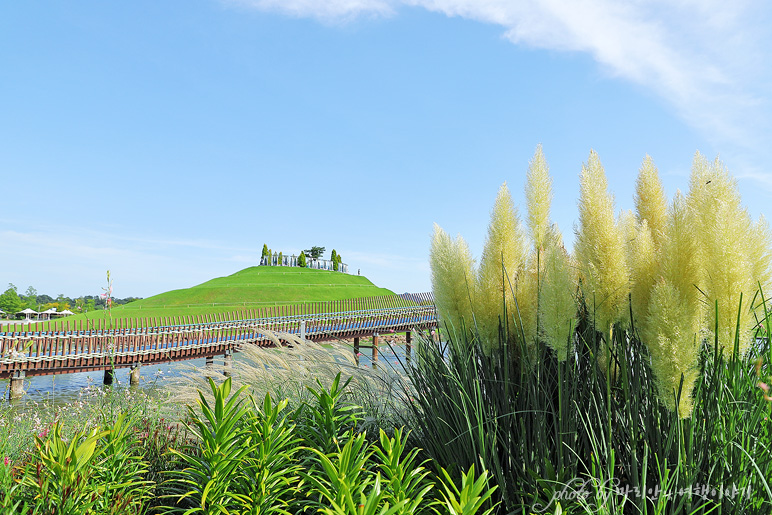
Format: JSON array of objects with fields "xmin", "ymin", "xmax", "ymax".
[
  {"xmin": 343, "ymin": 249, "xmax": 427, "ymax": 270},
  {"xmin": 230, "ymin": 0, "xmax": 772, "ymax": 180},
  {"xmin": 229, "ymin": 0, "xmax": 396, "ymax": 21}
]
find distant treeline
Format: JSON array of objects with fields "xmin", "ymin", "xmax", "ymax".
[{"xmin": 0, "ymin": 283, "xmax": 141, "ymax": 315}]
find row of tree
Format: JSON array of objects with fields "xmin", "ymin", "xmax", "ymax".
[
  {"xmin": 260, "ymin": 245, "xmax": 344, "ymax": 271},
  {"xmin": 0, "ymin": 283, "xmax": 141, "ymax": 316}
]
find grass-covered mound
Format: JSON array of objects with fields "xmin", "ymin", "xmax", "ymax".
[
  {"xmin": 25, "ymin": 267, "xmax": 395, "ymax": 327},
  {"xmin": 130, "ymin": 266, "xmax": 392, "ymax": 308}
]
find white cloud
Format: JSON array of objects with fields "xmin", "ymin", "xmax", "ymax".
[{"xmin": 229, "ymin": 0, "xmax": 772, "ymax": 181}]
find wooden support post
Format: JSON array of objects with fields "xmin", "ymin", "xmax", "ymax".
[
  {"xmin": 104, "ymin": 368, "xmax": 114, "ymax": 386},
  {"xmin": 372, "ymin": 333, "xmax": 379, "ymax": 368},
  {"xmin": 129, "ymin": 365, "xmax": 140, "ymax": 386},
  {"xmin": 206, "ymin": 356, "xmax": 214, "ymax": 369},
  {"xmin": 223, "ymin": 350, "xmax": 232, "ymax": 377},
  {"xmin": 9, "ymin": 371, "xmax": 25, "ymax": 400},
  {"xmin": 354, "ymin": 337, "xmax": 360, "ymax": 366},
  {"xmin": 405, "ymin": 330, "xmax": 412, "ymax": 363}
]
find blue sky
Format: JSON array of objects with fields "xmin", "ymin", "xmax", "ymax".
[{"xmin": 1, "ymin": 1, "xmax": 771, "ymax": 299}]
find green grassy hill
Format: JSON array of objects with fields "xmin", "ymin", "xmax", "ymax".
[
  {"xmin": 8, "ymin": 267, "xmax": 396, "ymax": 330},
  {"xmin": 135, "ymin": 266, "xmax": 392, "ymax": 308},
  {"xmin": 72, "ymin": 266, "xmax": 394, "ymax": 324}
]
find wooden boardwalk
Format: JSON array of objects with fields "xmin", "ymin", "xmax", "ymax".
[{"xmin": 1, "ymin": 294, "xmax": 436, "ymax": 392}]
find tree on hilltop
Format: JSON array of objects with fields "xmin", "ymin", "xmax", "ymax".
[
  {"xmin": 298, "ymin": 251, "xmax": 307, "ymax": 268},
  {"xmin": 261, "ymin": 244, "xmax": 269, "ymax": 263},
  {"xmin": 304, "ymin": 246, "xmax": 326, "ymax": 260}
]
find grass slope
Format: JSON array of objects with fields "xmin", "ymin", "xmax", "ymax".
[{"xmin": 66, "ymin": 266, "xmax": 395, "ymax": 324}]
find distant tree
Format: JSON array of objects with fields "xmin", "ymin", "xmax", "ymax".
[
  {"xmin": 23, "ymin": 286, "xmax": 38, "ymax": 308},
  {"xmin": 298, "ymin": 251, "xmax": 307, "ymax": 268},
  {"xmin": 85, "ymin": 298, "xmax": 96, "ymax": 312},
  {"xmin": 331, "ymin": 249, "xmax": 339, "ymax": 271},
  {"xmin": 279, "ymin": 251, "xmax": 284, "ymax": 266},
  {"xmin": 336, "ymin": 253, "xmax": 343, "ymax": 269},
  {"xmin": 0, "ymin": 285, "xmax": 25, "ymax": 314},
  {"xmin": 37, "ymin": 294, "xmax": 54, "ymax": 305},
  {"xmin": 53, "ymin": 294, "xmax": 72, "ymax": 311},
  {"xmin": 304, "ymin": 246, "xmax": 326, "ymax": 260}
]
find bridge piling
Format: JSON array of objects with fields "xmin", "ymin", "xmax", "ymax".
[
  {"xmin": 372, "ymin": 333, "xmax": 379, "ymax": 368},
  {"xmin": 353, "ymin": 337, "xmax": 360, "ymax": 366},
  {"xmin": 129, "ymin": 365, "xmax": 140, "ymax": 386},
  {"xmin": 205, "ymin": 356, "xmax": 214, "ymax": 369},
  {"xmin": 104, "ymin": 369, "xmax": 114, "ymax": 386},
  {"xmin": 223, "ymin": 350, "xmax": 232, "ymax": 377},
  {"xmin": 9, "ymin": 371, "xmax": 25, "ymax": 400},
  {"xmin": 405, "ymin": 331, "xmax": 411, "ymax": 363}
]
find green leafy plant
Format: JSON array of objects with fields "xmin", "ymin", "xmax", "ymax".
[
  {"xmin": 163, "ymin": 376, "xmax": 303, "ymax": 514},
  {"xmin": 373, "ymin": 427, "xmax": 434, "ymax": 513},
  {"xmin": 302, "ymin": 431, "xmax": 376, "ymax": 511},
  {"xmin": 93, "ymin": 412, "xmax": 153, "ymax": 514},
  {"xmin": 19, "ymin": 422, "xmax": 109, "ymax": 514},
  {"xmin": 235, "ymin": 392, "xmax": 302, "ymax": 515},
  {"xmin": 162, "ymin": 376, "xmax": 254, "ymax": 513},
  {"xmin": 434, "ymin": 465, "xmax": 499, "ymax": 515},
  {"xmin": 299, "ymin": 372, "xmax": 363, "ymax": 454}
]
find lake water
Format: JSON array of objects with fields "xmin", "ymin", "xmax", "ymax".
[{"xmin": 1, "ymin": 341, "xmax": 411, "ymax": 408}]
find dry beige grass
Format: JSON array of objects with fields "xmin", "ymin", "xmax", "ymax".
[{"xmin": 167, "ymin": 329, "xmax": 413, "ymax": 427}]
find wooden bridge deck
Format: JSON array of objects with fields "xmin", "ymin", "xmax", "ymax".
[{"xmin": 0, "ymin": 293, "xmax": 436, "ymax": 380}]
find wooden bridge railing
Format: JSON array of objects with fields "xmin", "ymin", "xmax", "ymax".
[{"xmin": 1, "ymin": 293, "xmax": 437, "ymax": 390}]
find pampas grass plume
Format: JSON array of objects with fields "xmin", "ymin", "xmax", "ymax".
[
  {"xmin": 574, "ymin": 150, "xmax": 629, "ymax": 335},
  {"xmin": 525, "ymin": 144, "xmax": 553, "ymax": 250},
  {"xmin": 687, "ymin": 152, "xmax": 754, "ymax": 355},
  {"xmin": 641, "ymin": 192, "xmax": 701, "ymax": 416},
  {"xmin": 539, "ymin": 226, "xmax": 576, "ymax": 360},
  {"xmin": 623, "ymin": 215, "xmax": 657, "ymax": 330},
  {"xmin": 430, "ymin": 223, "xmax": 476, "ymax": 337},
  {"xmin": 643, "ymin": 278, "xmax": 700, "ymax": 417},
  {"xmin": 634, "ymin": 155, "xmax": 667, "ymax": 248},
  {"xmin": 476, "ymin": 183, "xmax": 528, "ymax": 346}
]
